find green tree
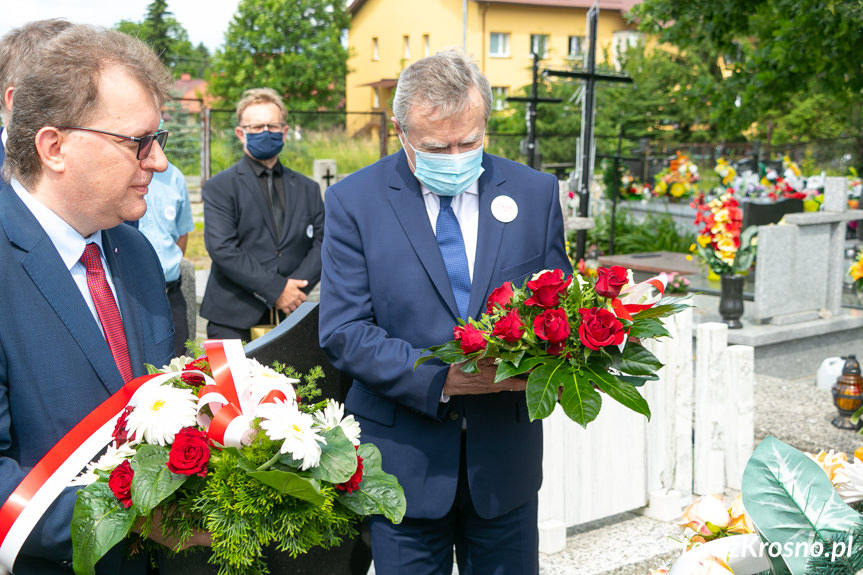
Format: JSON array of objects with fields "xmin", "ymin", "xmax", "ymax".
[
  {"xmin": 207, "ymin": 0, "xmax": 350, "ymax": 112},
  {"xmin": 115, "ymin": 1, "xmax": 211, "ymax": 79},
  {"xmin": 632, "ymin": 0, "xmax": 863, "ymax": 144}
]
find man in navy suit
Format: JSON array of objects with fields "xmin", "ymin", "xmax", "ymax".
[
  {"xmin": 0, "ymin": 19, "xmax": 73, "ymax": 173},
  {"xmin": 0, "ymin": 25, "xmax": 190, "ymax": 573},
  {"xmin": 200, "ymin": 88, "xmax": 324, "ymax": 342},
  {"xmin": 319, "ymin": 49, "xmax": 572, "ymax": 575}
]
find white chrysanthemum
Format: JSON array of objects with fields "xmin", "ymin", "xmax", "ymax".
[
  {"xmin": 70, "ymin": 443, "xmax": 136, "ymax": 486},
  {"xmin": 163, "ymin": 355, "xmax": 197, "ymax": 373},
  {"xmin": 126, "ymin": 384, "xmax": 198, "ymax": 446},
  {"xmin": 833, "ymin": 460, "xmax": 863, "ymax": 504},
  {"xmin": 247, "ymin": 359, "xmax": 298, "ymax": 403},
  {"xmin": 313, "ymin": 399, "xmax": 361, "ymax": 446},
  {"xmin": 256, "ymin": 399, "xmax": 326, "ymax": 470}
]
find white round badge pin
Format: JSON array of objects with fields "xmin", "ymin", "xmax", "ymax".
[{"xmin": 491, "ymin": 195, "xmax": 518, "ymax": 223}]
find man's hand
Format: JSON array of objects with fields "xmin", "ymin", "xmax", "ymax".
[
  {"xmin": 275, "ymin": 278, "xmax": 309, "ymax": 314},
  {"xmin": 136, "ymin": 507, "xmax": 212, "ymax": 550},
  {"xmin": 442, "ymin": 357, "xmax": 527, "ymax": 397}
]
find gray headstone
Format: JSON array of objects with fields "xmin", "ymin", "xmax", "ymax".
[
  {"xmin": 313, "ymin": 159, "xmax": 338, "ymax": 198},
  {"xmin": 823, "ymin": 176, "xmax": 848, "ymax": 212}
]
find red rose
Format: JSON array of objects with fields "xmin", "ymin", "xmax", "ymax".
[
  {"xmin": 492, "ymin": 309, "xmax": 525, "ymax": 343},
  {"xmin": 533, "ymin": 308, "xmax": 571, "ymax": 345},
  {"xmin": 112, "ymin": 406, "xmax": 134, "ymax": 447},
  {"xmin": 108, "ymin": 459, "xmax": 134, "ymax": 508},
  {"xmin": 181, "ymin": 357, "xmax": 210, "ymax": 385},
  {"xmin": 336, "ymin": 453, "xmax": 364, "ymax": 494},
  {"xmin": 525, "ymin": 270, "xmax": 572, "ymax": 308},
  {"xmin": 167, "ymin": 427, "xmax": 210, "ymax": 477},
  {"xmin": 486, "ymin": 282, "xmax": 514, "ymax": 314},
  {"xmin": 453, "ymin": 324, "xmax": 488, "ymax": 354},
  {"xmin": 595, "ymin": 266, "xmax": 629, "ymax": 298},
  {"xmin": 578, "ymin": 307, "xmax": 625, "ymax": 351}
]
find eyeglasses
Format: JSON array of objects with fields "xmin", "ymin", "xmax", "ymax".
[
  {"xmin": 56, "ymin": 126, "xmax": 169, "ymax": 160},
  {"xmin": 240, "ymin": 123, "xmax": 286, "ymax": 134}
]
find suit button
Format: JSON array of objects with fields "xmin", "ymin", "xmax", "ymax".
[{"xmin": 448, "ymin": 410, "xmax": 460, "ymax": 421}]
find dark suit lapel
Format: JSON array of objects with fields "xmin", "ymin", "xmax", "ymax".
[
  {"xmin": 386, "ymin": 151, "xmax": 462, "ymax": 320},
  {"xmin": 468, "ymin": 154, "xmax": 506, "ymax": 319},
  {"xmin": 0, "ymin": 187, "xmax": 125, "ymax": 394},
  {"xmin": 276, "ymin": 170, "xmax": 301, "ymax": 245},
  {"xmin": 102, "ymin": 229, "xmax": 148, "ymax": 379}
]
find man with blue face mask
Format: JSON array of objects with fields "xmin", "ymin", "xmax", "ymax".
[
  {"xmin": 201, "ymin": 87, "xmax": 324, "ymax": 341},
  {"xmin": 319, "ymin": 49, "xmax": 571, "ymax": 575}
]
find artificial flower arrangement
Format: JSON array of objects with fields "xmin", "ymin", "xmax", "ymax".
[
  {"xmin": 653, "ymin": 151, "xmax": 700, "ymax": 200},
  {"xmin": 619, "ymin": 170, "xmax": 652, "ymax": 201},
  {"xmin": 665, "ymin": 273, "xmax": 691, "ymax": 295},
  {"xmin": 70, "ymin": 340, "xmax": 406, "ymax": 575},
  {"xmin": 416, "ymin": 267, "xmax": 690, "ymax": 425},
  {"xmin": 690, "ymin": 190, "xmax": 758, "ymax": 277},
  {"xmin": 653, "ymin": 437, "xmax": 863, "ymax": 575},
  {"xmin": 848, "ymin": 249, "xmax": 863, "ymax": 297}
]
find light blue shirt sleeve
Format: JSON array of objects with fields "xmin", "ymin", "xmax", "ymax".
[{"xmin": 139, "ymin": 162, "xmax": 195, "ymax": 282}]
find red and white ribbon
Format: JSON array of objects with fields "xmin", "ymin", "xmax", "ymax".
[
  {"xmin": 0, "ymin": 371, "xmax": 178, "ymax": 572},
  {"xmin": 197, "ymin": 339, "xmax": 293, "ymax": 448},
  {"xmin": 610, "ymin": 273, "xmax": 668, "ymax": 322}
]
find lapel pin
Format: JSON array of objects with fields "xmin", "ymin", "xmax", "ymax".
[{"xmin": 491, "ymin": 195, "xmax": 518, "ymax": 223}]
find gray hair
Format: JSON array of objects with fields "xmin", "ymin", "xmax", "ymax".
[
  {"xmin": 0, "ymin": 18, "xmax": 74, "ymax": 125},
  {"xmin": 5, "ymin": 25, "xmax": 171, "ymax": 187},
  {"xmin": 236, "ymin": 87, "xmax": 288, "ymax": 125},
  {"xmin": 392, "ymin": 48, "xmax": 492, "ymax": 134}
]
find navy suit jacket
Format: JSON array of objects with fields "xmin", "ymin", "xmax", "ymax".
[
  {"xmin": 319, "ymin": 150, "xmax": 571, "ymax": 520},
  {"xmin": 0, "ymin": 184, "xmax": 173, "ymax": 573},
  {"xmin": 200, "ymin": 157, "xmax": 325, "ymax": 329}
]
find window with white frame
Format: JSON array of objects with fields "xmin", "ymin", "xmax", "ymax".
[
  {"xmin": 403, "ymin": 35, "xmax": 410, "ymax": 59},
  {"xmin": 489, "ymin": 32, "xmax": 510, "ymax": 57},
  {"xmin": 372, "ymin": 37, "xmax": 379, "ymax": 61},
  {"xmin": 567, "ymin": 35, "xmax": 585, "ymax": 59},
  {"xmin": 373, "ymin": 87, "xmax": 380, "ymax": 109},
  {"xmin": 530, "ymin": 34, "xmax": 549, "ymax": 59},
  {"xmin": 423, "ymin": 34, "xmax": 430, "ymax": 57},
  {"xmin": 492, "ymin": 86, "xmax": 509, "ymax": 111}
]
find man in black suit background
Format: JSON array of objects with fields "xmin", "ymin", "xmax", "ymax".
[{"xmin": 200, "ymin": 87, "xmax": 324, "ymax": 341}]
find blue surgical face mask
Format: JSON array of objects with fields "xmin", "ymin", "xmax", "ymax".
[
  {"xmin": 244, "ymin": 130, "xmax": 285, "ymax": 160},
  {"xmin": 400, "ymin": 131, "xmax": 485, "ymax": 197}
]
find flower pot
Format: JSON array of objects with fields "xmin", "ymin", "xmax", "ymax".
[
  {"xmin": 719, "ymin": 274, "xmax": 745, "ymax": 329},
  {"xmin": 668, "ymin": 534, "xmax": 771, "ymax": 574}
]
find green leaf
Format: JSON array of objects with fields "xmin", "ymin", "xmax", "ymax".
[
  {"xmin": 558, "ymin": 370, "xmax": 602, "ymax": 427},
  {"xmin": 525, "ymin": 359, "xmax": 568, "ymax": 420},
  {"xmin": 313, "ymin": 427, "xmax": 357, "ymax": 484},
  {"xmin": 247, "ymin": 469, "xmax": 325, "ymax": 505},
  {"xmin": 72, "ymin": 481, "xmax": 137, "ymax": 575},
  {"xmin": 413, "ymin": 341, "xmax": 469, "ymax": 368},
  {"xmin": 584, "ymin": 364, "xmax": 651, "ymax": 420},
  {"xmin": 337, "ymin": 444, "xmax": 406, "ymax": 523},
  {"xmin": 742, "ymin": 436, "xmax": 863, "ymax": 575},
  {"xmin": 613, "ymin": 344, "xmax": 663, "ymax": 376},
  {"xmin": 494, "ymin": 356, "xmax": 548, "ymax": 383},
  {"xmin": 616, "ymin": 374, "xmax": 658, "ymax": 387},
  {"xmin": 130, "ymin": 444, "xmax": 187, "ymax": 514},
  {"xmin": 628, "ymin": 317, "xmax": 671, "ymax": 339}
]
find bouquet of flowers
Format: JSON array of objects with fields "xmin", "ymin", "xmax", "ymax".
[
  {"xmin": 665, "ymin": 273, "xmax": 690, "ymax": 295},
  {"xmin": 849, "ymin": 250, "xmax": 863, "ymax": 297},
  {"xmin": 690, "ymin": 190, "xmax": 757, "ymax": 276},
  {"xmin": 620, "ymin": 170, "xmax": 652, "ymax": 200},
  {"xmin": 416, "ymin": 267, "xmax": 689, "ymax": 425},
  {"xmin": 70, "ymin": 340, "xmax": 405, "ymax": 575},
  {"xmin": 653, "ymin": 151, "xmax": 700, "ymax": 200}
]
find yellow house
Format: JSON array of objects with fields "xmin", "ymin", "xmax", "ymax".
[{"xmin": 347, "ymin": 0, "xmax": 642, "ymax": 136}]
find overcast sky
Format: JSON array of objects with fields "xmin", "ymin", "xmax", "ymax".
[{"xmin": 1, "ymin": 0, "xmax": 241, "ymax": 52}]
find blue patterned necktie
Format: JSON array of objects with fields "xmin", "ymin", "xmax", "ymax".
[{"xmin": 435, "ymin": 195, "xmax": 471, "ymax": 319}]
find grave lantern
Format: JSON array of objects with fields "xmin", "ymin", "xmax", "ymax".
[{"xmin": 831, "ymin": 354, "xmax": 863, "ymax": 429}]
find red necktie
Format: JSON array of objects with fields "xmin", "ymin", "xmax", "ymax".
[{"xmin": 80, "ymin": 243, "xmax": 134, "ymax": 382}]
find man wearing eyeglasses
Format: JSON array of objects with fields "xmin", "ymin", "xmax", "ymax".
[
  {"xmin": 200, "ymin": 87, "xmax": 324, "ymax": 342},
  {"xmin": 0, "ymin": 25, "xmax": 200, "ymax": 573}
]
